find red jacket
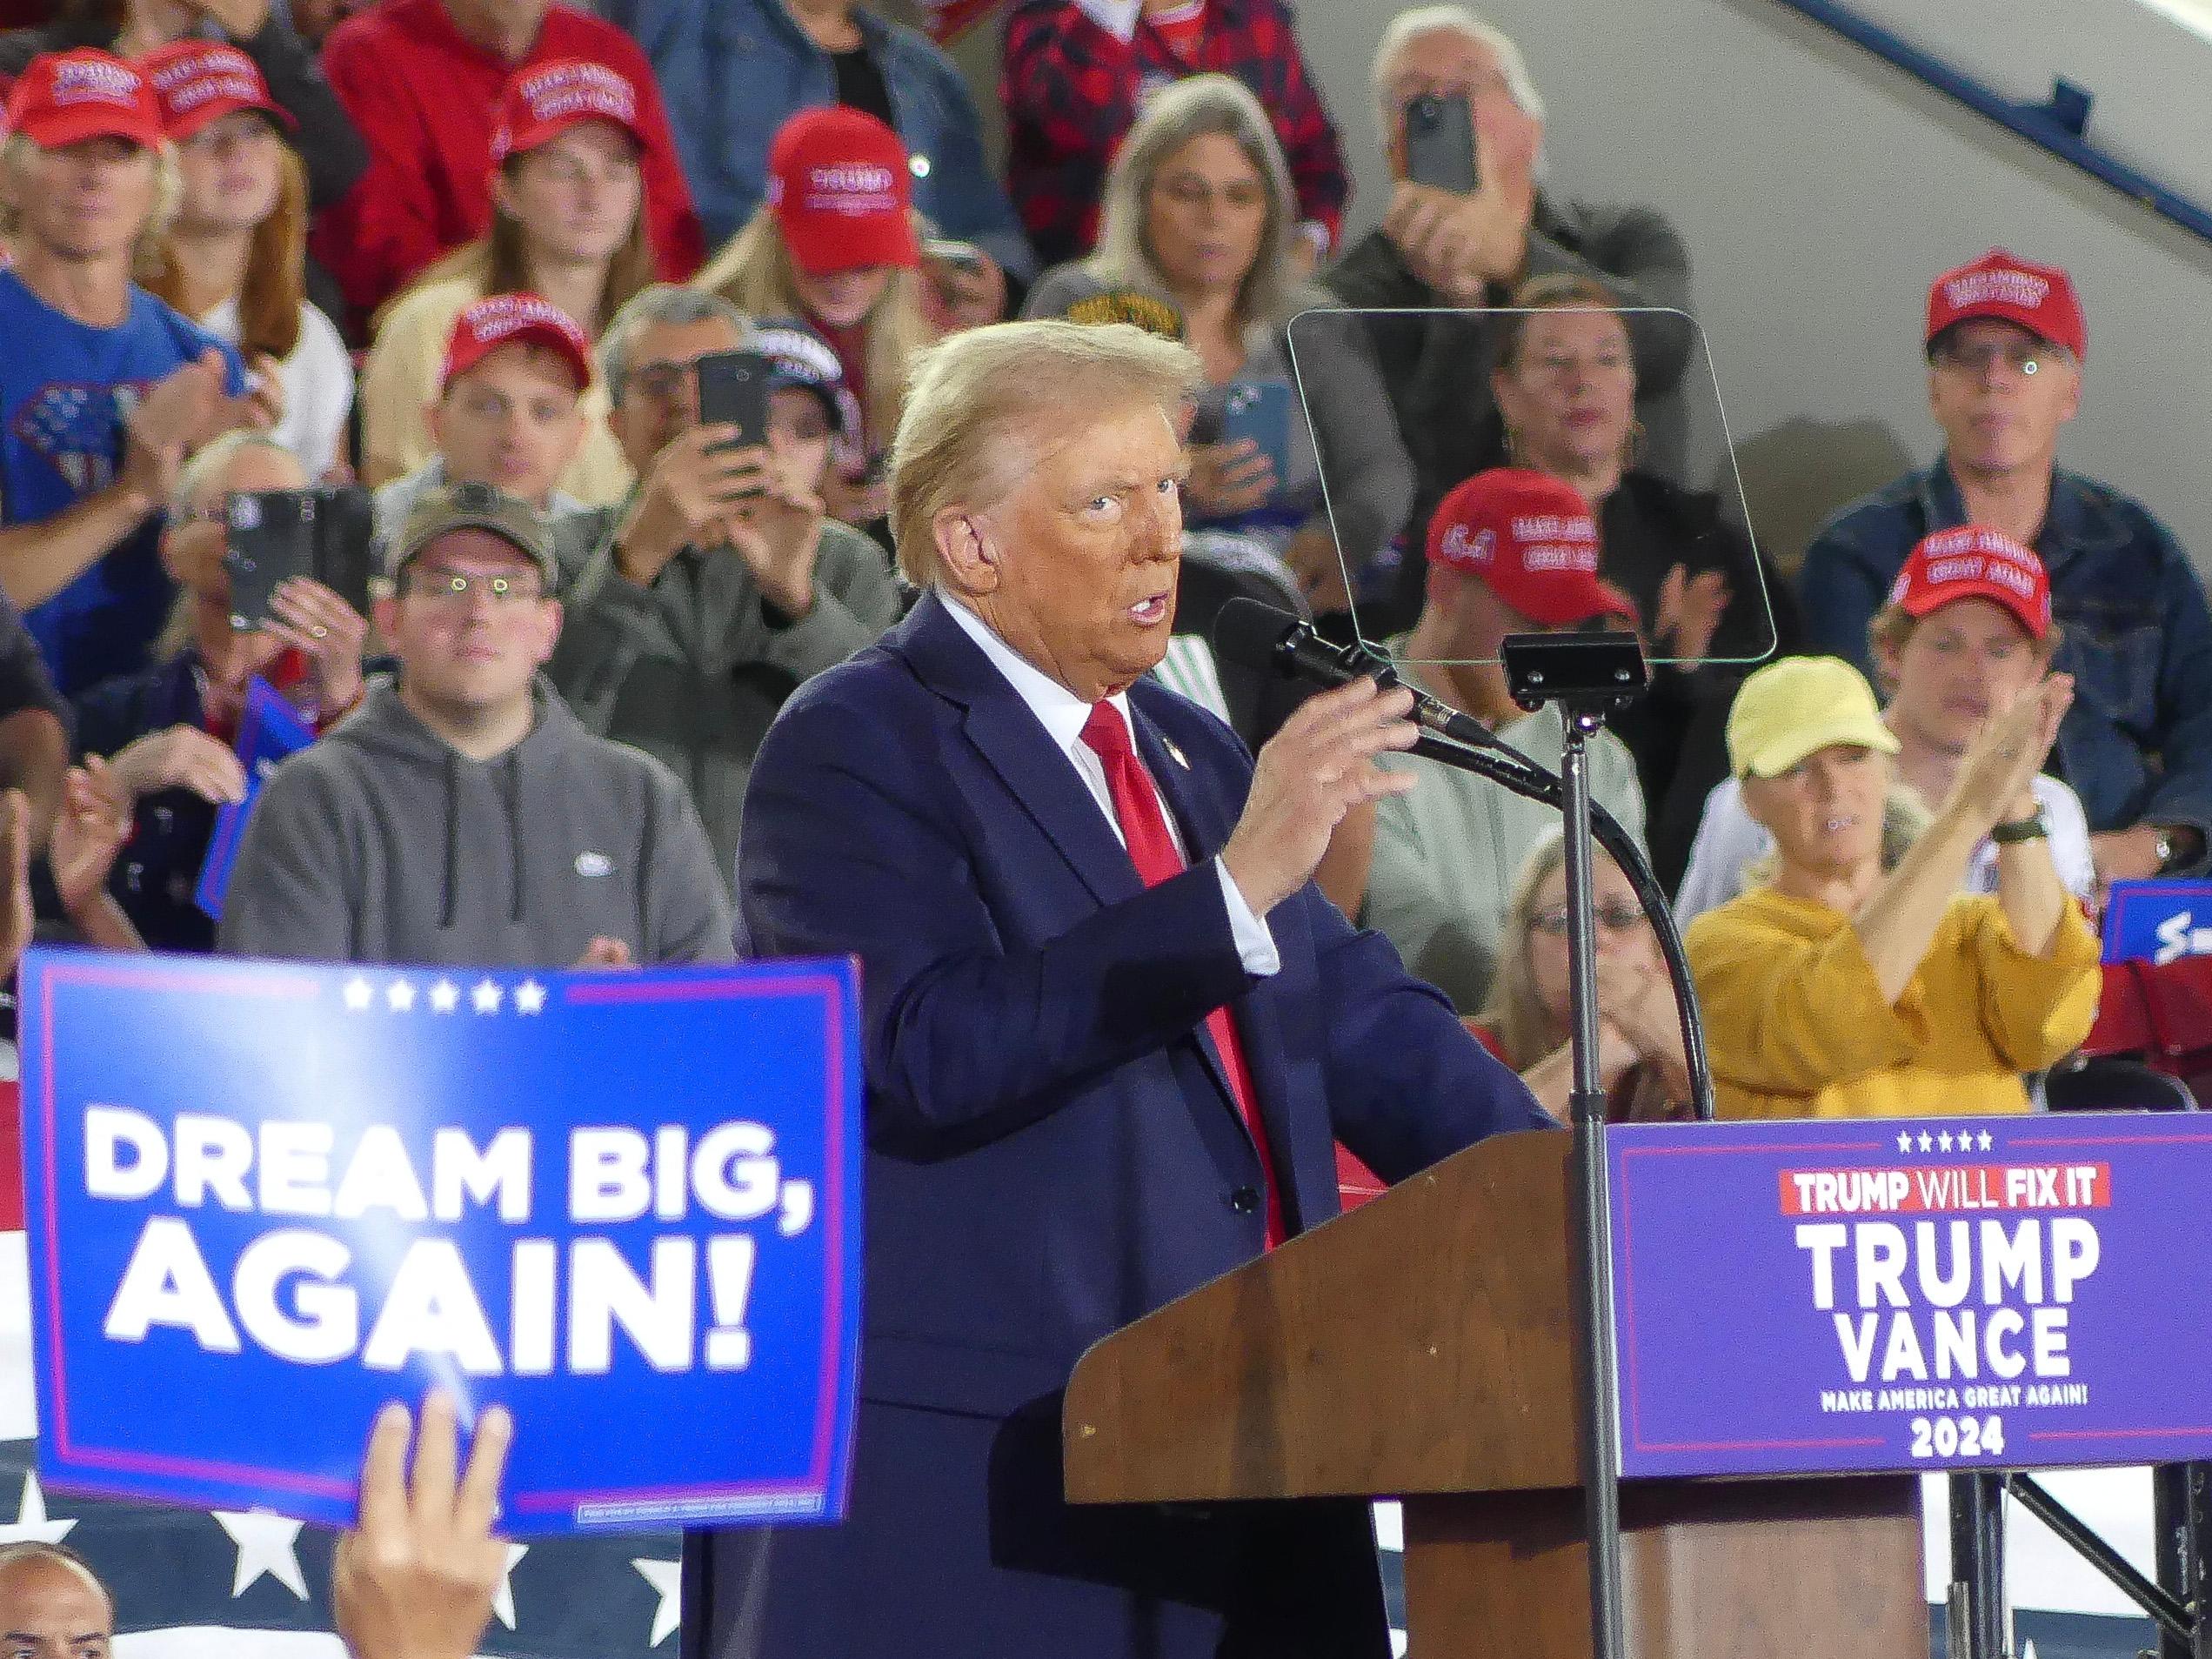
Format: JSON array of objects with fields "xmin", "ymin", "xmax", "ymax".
[{"xmin": 310, "ymin": 0, "xmax": 705, "ymax": 337}]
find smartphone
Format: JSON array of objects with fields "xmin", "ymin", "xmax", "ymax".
[
  {"xmin": 922, "ymin": 237, "xmax": 987, "ymax": 278},
  {"xmin": 311, "ymin": 483, "xmax": 377, "ymax": 616},
  {"xmin": 1403, "ymin": 91, "xmax": 1478, "ymax": 194},
  {"xmin": 695, "ymin": 350, "xmax": 772, "ymax": 456},
  {"xmin": 1220, "ymin": 381, "xmax": 1293, "ymax": 492},
  {"xmin": 224, "ymin": 489, "xmax": 317, "ymax": 632}
]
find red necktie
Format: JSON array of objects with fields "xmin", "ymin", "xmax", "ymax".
[{"xmin": 1079, "ymin": 702, "xmax": 1285, "ymax": 1247}]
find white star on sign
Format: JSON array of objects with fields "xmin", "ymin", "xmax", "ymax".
[
  {"xmin": 386, "ymin": 979, "xmax": 418, "ymax": 1013},
  {"xmin": 430, "ymin": 979, "xmax": 461, "ymax": 1013},
  {"xmin": 634, "ymin": 1556, "xmax": 681, "ymax": 1647},
  {"xmin": 471, "ymin": 980, "xmax": 504, "ymax": 1014},
  {"xmin": 1937, "ymin": 1131, "xmax": 1954, "ymax": 1153},
  {"xmin": 514, "ymin": 980, "xmax": 547, "ymax": 1015},
  {"xmin": 1982, "ymin": 1130, "xmax": 1996, "ymax": 1151},
  {"xmin": 0, "ymin": 1473, "xmax": 75, "ymax": 1543},
  {"xmin": 1917, "ymin": 1132, "xmax": 1933, "ymax": 1152},
  {"xmin": 211, "ymin": 1511, "xmax": 309, "ymax": 1599},
  {"xmin": 1896, "ymin": 1131, "xmax": 1912, "ymax": 1153},
  {"xmin": 343, "ymin": 977, "xmax": 373, "ymax": 1012},
  {"xmin": 492, "ymin": 1542, "xmax": 529, "ymax": 1629}
]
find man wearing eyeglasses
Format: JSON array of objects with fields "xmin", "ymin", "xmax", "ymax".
[
  {"xmin": 548, "ymin": 284, "xmax": 903, "ymax": 886},
  {"xmin": 218, "ymin": 481, "xmax": 733, "ymax": 967},
  {"xmin": 1798, "ymin": 249, "xmax": 2212, "ymax": 890}
]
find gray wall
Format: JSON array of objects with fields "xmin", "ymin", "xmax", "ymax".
[{"xmin": 1288, "ymin": 0, "xmax": 2212, "ymax": 572}]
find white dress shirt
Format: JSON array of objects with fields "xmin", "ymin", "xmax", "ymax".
[{"xmin": 945, "ymin": 598, "xmax": 1280, "ymax": 976}]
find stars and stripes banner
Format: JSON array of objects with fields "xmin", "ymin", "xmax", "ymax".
[{"xmin": 15, "ymin": 951, "xmax": 863, "ymax": 1537}]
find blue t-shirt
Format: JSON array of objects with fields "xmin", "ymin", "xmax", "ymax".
[{"xmin": 0, "ymin": 269, "xmax": 246, "ymax": 697}]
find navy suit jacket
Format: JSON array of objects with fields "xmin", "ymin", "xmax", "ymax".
[{"xmin": 739, "ymin": 590, "xmax": 1548, "ymax": 1422}]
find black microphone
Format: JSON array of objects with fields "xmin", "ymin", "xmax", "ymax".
[{"xmin": 1211, "ymin": 596, "xmax": 1494, "ymax": 750}]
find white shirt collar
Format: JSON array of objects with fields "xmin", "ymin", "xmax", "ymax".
[{"xmin": 941, "ymin": 593, "xmax": 1133, "ymax": 758}]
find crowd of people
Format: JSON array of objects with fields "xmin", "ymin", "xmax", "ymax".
[{"xmin": 0, "ymin": 0, "xmax": 2191, "ymax": 1642}]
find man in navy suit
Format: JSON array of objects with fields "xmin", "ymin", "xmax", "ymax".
[{"xmin": 693, "ymin": 319, "xmax": 1549, "ymax": 1659}]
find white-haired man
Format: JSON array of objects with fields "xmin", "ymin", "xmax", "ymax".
[
  {"xmin": 704, "ymin": 318, "xmax": 1546, "ymax": 1659},
  {"xmin": 1324, "ymin": 3, "xmax": 1695, "ymax": 630}
]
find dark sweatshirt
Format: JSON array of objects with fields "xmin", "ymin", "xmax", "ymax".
[{"xmin": 217, "ymin": 675, "xmax": 734, "ymax": 967}]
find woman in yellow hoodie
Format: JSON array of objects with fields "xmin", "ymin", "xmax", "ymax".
[{"xmin": 1684, "ymin": 655, "xmax": 2100, "ymax": 1118}]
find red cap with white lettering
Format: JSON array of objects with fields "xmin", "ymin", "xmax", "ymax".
[
  {"xmin": 1888, "ymin": 525, "xmax": 2052, "ymax": 639},
  {"xmin": 439, "ymin": 293, "xmax": 593, "ymax": 395},
  {"xmin": 140, "ymin": 42, "xmax": 295, "ymax": 141},
  {"xmin": 5, "ymin": 49, "xmax": 164, "ymax": 151},
  {"xmin": 765, "ymin": 106, "xmax": 919, "ymax": 277},
  {"xmin": 1425, "ymin": 466, "xmax": 1637, "ymax": 629},
  {"xmin": 491, "ymin": 58, "xmax": 646, "ymax": 163},
  {"xmin": 1926, "ymin": 250, "xmax": 2086, "ymax": 361}
]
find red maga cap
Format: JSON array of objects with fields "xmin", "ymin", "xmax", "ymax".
[
  {"xmin": 1926, "ymin": 250, "xmax": 2086, "ymax": 360},
  {"xmin": 491, "ymin": 58, "xmax": 645, "ymax": 163},
  {"xmin": 1888, "ymin": 525, "xmax": 2053, "ymax": 639},
  {"xmin": 765, "ymin": 106, "xmax": 919, "ymax": 277},
  {"xmin": 1426, "ymin": 467, "xmax": 1637, "ymax": 629},
  {"xmin": 5, "ymin": 50, "xmax": 164, "ymax": 151},
  {"xmin": 141, "ymin": 43, "xmax": 293, "ymax": 141},
  {"xmin": 439, "ymin": 293, "xmax": 593, "ymax": 394}
]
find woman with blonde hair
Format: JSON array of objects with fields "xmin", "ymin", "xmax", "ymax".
[
  {"xmin": 1025, "ymin": 71, "xmax": 1409, "ymax": 606},
  {"xmin": 695, "ymin": 104, "xmax": 932, "ymax": 529},
  {"xmin": 1474, "ymin": 833, "xmax": 1691, "ymax": 1121},
  {"xmin": 141, "ymin": 42, "xmax": 351, "ymax": 479},
  {"xmin": 357, "ymin": 58, "xmax": 656, "ymax": 503},
  {"xmin": 1686, "ymin": 656, "xmax": 2099, "ymax": 1119}
]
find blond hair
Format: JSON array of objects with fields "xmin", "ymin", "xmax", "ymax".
[
  {"xmin": 1479, "ymin": 831, "xmax": 1572, "ymax": 1067},
  {"xmin": 0, "ymin": 132, "xmax": 182, "ymax": 278},
  {"xmin": 887, "ymin": 319, "xmax": 1204, "ymax": 585},
  {"xmin": 1087, "ymin": 73, "xmax": 1308, "ymax": 338},
  {"xmin": 694, "ymin": 205, "xmax": 931, "ymax": 452}
]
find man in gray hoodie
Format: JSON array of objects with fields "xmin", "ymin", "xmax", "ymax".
[
  {"xmin": 219, "ymin": 483, "xmax": 735, "ymax": 968},
  {"xmin": 548, "ymin": 287, "xmax": 905, "ymax": 882}
]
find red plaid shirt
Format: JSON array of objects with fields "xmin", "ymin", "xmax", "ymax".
[{"xmin": 1000, "ymin": 0, "xmax": 1348, "ymax": 269}]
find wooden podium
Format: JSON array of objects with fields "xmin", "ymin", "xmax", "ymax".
[{"xmin": 1063, "ymin": 1129, "xmax": 1926, "ymax": 1656}]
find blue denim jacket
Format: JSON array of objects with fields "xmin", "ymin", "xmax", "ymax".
[
  {"xmin": 1797, "ymin": 457, "xmax": 2212, "ymax": 866},
  {"xmin": 602, "ymin": 0, "xmax": 1034, "ymax": 279}
]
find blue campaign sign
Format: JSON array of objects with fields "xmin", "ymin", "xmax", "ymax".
[
  {"xmin": 2102, "ymin": 879, "xmax": 2212, "ymax": 965},
  {"xmin": 17, "ymin": 948, "xmax": 863, "ymax": 1535},
  {"xmin": 1610, "ymin": 1114, "xmax": 2212, "ymax": 1482},
  {"xmin": 194, "ymin": 677, "xmax": 317, "ymax": 921}
]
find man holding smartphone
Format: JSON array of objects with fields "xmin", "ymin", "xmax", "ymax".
[
  {"xmin": 1323, "ymin": 5, "xmax": 1694, "ymax": 632},
  {"xmin": 548, "ymin": 285, "xmax": 903, "ymax": 886}
]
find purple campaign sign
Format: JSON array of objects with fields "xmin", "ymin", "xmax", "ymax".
[
  {"xmin": 18, "ymin": 948, "xmax": 863, "ymax": 1535},
  {"xmin": 1610, "ymin": 1114, "xmax": 2212, "ymax": 1481}
]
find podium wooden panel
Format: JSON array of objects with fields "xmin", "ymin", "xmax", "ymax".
[{"xmin": 1064, "ymin": 1130, "xmax": 1923, "ymax": 1657}]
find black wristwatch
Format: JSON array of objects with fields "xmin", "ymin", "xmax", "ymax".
[{"xmin": 1990, "ymin": 813, "xmax": 2048, "ymax": 846}]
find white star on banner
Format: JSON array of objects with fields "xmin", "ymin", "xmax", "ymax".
[
  {"xmin": 1917, "ymin": 1132, "xmax": 1933, "ymax": 1152},
  {"xmin": 1937, "ymin": 1131, "xmax": 1954, "ymax": 1153},
  {"xmin": 343, "ymin": 977, "xmax": 373, "ymax": 1012},
  {"xmin": 430, "ymin": 979, "xmax": 461, "ymax": 1013},
  {"xmin": 634, "ymin": 1556, "xmax": 681, "ymax": 1647},
  {"xmin": 492, "ymin": 1542, "xmax": 529, "ymax": 1629},
  {"xmin": 471, "ymin": 980, "xmax": 504, "ymax": 1014},
  {"xmin": 1980, "ymin": 1130, "xmax": 1995, "ymax": 1152},
  {"xmin": 211, "ymin": 1510, "xmax": 308, "ymax": 1599},
  {"xmin": 514, "ymin": 980, "xmax": 547, "ymax": 1015},
  {"xmin": 1895, "ymin": 1131, "xmax": 1912, "ymax": 1153},
  {"xmin": 0, "ymin": 1473, "xmax": 74, "ymax": 1543},
  {"xmin": 386, "ymin": 980, "xmax": 418, "ymax": 1013}
]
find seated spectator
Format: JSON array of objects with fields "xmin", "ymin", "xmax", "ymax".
[
  {"xmin": 1799, "ymin": 249, "xmax": 2212, "ymax": 886},
  {"xmin": 1001, "ymin": 0, "xmax": 1347, "ymax": 272},
  {"xmin": 73, "ymin": 431, "xmax": 367, "ymax": 953},
  {"xmin": 1686, "ymin": 657, "xmax": 2099, "ymax": 1119},
  {"xmin": 142, "ymin": 42, "xmax": 354, "ymax": 479},
  {"xmin": 311, "ymin": 0, "xmax": 703, "ymax": 336},
  {"xmin": 1475, "ymin": 833, "xmax": 1690, "ymax": 1120},
  {"xmin": 372, "ymin": 293, "xmax": 599, "ymax": 575},
  {"xmin": 597, "ymin": 0, "xmax": 1031, "ymax": 285},
  {"xmin": 696, "ymin": 106, "xmax": 934, "ymax": 531},
  {"xmin": 1358, "ymin": 466, "xmax": 1647, "ymax": 1013},
  {"xmin": 0, "ymin": 1392, "xmax": 509, "ymax": 1659},
  {"xmin": 1023, "ymin": 73, "xmax": 1409, "ymax": 612},
  {"xmin": 549, "ymin": 285, "xmax": 903, "ymax": 881},
  {"xmin": 1681, "ymin": 527, "xmax": 2095, "ymax": 921},
  {"xmin": 220, "ymin": 480, "xmax": 733, "ymax": 964},
  {"xmin": 358, "ymin": 60, "xmax": 655, "ymax": 503},
  {"xmin": 0, "ymin": 49, "xmax": 265, "ymax": 698},
  {"xmin": 0, "ymin": 0, "xmax": 368, "ymax": 213},
  {"xmin": 1326, "ymin": 4, "xmax": 1694, "ymax": 635},
  {"xmin": 1490, "ymin": 271, "xmax": 1800, "ymax": 888}
]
